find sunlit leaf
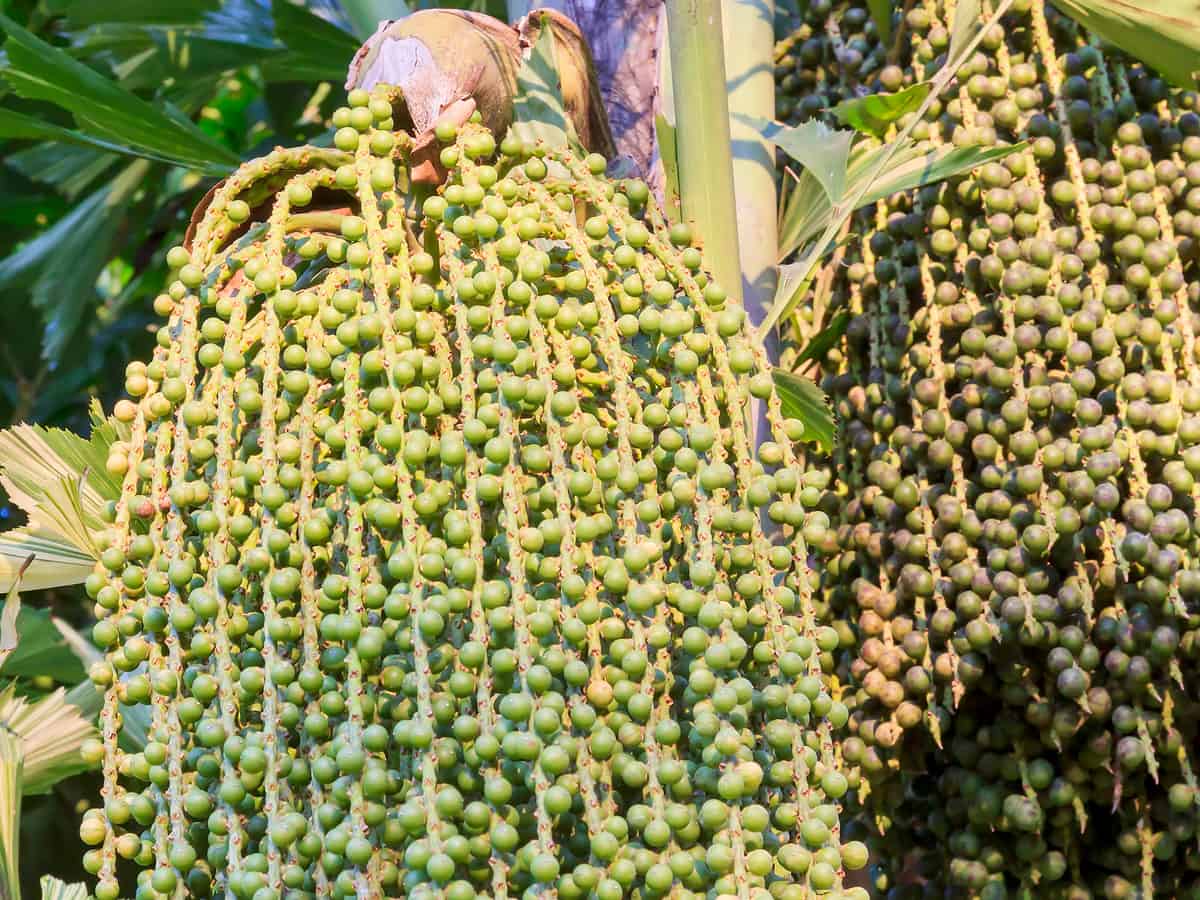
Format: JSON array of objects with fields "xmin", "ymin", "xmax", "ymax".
[
  {"xmin": 859, "ymin": 139, "xmax": 1027, "ymax": 204},
  {"xmin": 510, "ymin": 12, "xmax": 576, "ymax": 151},
  {"xmin": 0, "ymin": 410, "xmax": 128, "ymax": 590},
  {"xmin": 771, "ymin": 369, "xmax": 835, "ymax": 452},
  {"xmin": 90, "ymin": 397, "xmax": 132, "ymax": 447},
  {"xmin": 0, "ymin": 419, "xmax": 121, "ymax": 541},
  {"xmin": 778, "ymin": 137, "xmax": 1024, "ymax": 259},
  {"xmin": 767, "ymin": 260, "xmax": 814, "ymax": 336},
  {"xmin": 833, "ymin": 82, "xmax": 931, "ymax": 138},
  {"xmin": 1053, "ymin": 0, "xmax": 1200, "ymax": 88},
  {"xmin": 747, "ymin": 116, "xmax": 853, "ymax": 202},
  {"xmin": 948, "ymin": 0, "xmax": 981, "ymax": 64},
  {"xmin": 763, "ymin": 0, "xmax": 1015, "ymax": 339},
  {"xmin": 0, "ymin": 15, "xmax": 239, "ymax": 174}
]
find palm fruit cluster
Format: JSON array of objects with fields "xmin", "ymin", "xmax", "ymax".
[
  {"xmin": 777, "ymin": 0, "xmax": 1200, "ymax": 896},
  {"xmin": 773, "ymin": 0, "xmax": 894, "ymax": 124},
  {"xmin": 75, "ymin": 83, "xmax": 869, "ymax": 900}
]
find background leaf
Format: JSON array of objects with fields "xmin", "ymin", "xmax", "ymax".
[
  {"xmin": 867, "ymin": 0, "xmax": 893, "ymax": 41},
  {"xmin": 771, "ymin": 369, "xmax": 835, "ymax": 452},
  {"xmin": 6, "ymin": 144, "xmax": 118, "ymax": 201},
  {"xmin": 0, "ymin": 610, "xmax": 87, "ymax": 685},
  {"xmin": 0, "ymin": 108, "xmax": 139, "ymax": 158},
  {"xmin": 0, "ymin": 15, "xmax": 239, "ymax": 173},
  {"xmin": 0, "ymin": 160, "xmax": 151, "ymax": 360},
  {"xmin": 266, "ymin": 0, "xmax": 362, "ymax": 83},
  {"xmin": 340, "ymin": 0, "xmax": 413, "ymax": 39},
  {"xmin": 48, "ymin": 0, "xmax": 221, "ymax": 25}
]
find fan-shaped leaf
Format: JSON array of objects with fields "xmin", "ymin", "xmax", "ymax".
[
  {"xmin": 0, "ymin": 528, "xmax": 96, "ymax": 593},
  {"xmin": 7, "ymin": 684, "xmax": 98, "ymax": 794},
  {"xmin": 0, "ymin": 422, "xmax": 116, "ymax": 548},
  {"xmin": 0, "ymin": 408, "xmax": 130, "ymax": 590},
  {"xmin": 0, "ymin": 728, "xmax": 19, "ymax": 900},
  {"xmin": 41, "ymin": 876, "xmax": 90, "ymax": 900}
]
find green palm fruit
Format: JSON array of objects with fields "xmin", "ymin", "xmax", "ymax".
[
  {"xmin": 778, "ymin": 0, "xmax": 1200, "ymax": 895},
  {"xmin": 81, "ymin": 85, "xmax": 865, "ymax": 900}
]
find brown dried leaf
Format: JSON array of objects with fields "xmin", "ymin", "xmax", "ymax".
[{"xmin": 515, "ymin": 9, "xmax": 615, "ymax": 159}]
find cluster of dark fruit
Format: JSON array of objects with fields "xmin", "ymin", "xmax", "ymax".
[
  {"xmin": 778, "ymin": 0, "xmax": 1200, "ymax": 896},
  {"xmin": 77, "ymin": 85, "xmax": 868, "ymax": 899},
  {"xmin": 774, "ymin": 0, "xmax": 895, "ymax": 124}
]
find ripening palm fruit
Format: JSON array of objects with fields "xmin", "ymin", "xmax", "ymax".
[
  {"xmin": 76, "ymin": 84, "xmax": 866, "ymax": 900},
  {"xmin": 779, "ymin": 0, "xmax": 1200, "ymax": 895}
]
